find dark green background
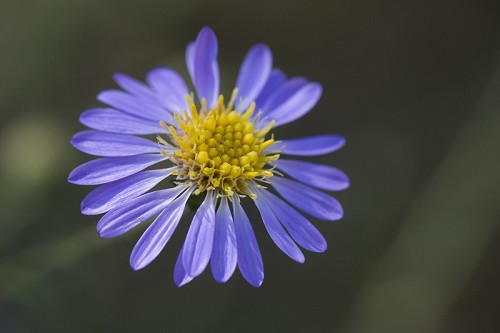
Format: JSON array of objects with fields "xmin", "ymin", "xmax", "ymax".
[{"xmin": 1, "ymin": 0, "xmax": 500, "ymax": 332}]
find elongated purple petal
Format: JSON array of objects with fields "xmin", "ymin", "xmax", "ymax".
[
  {"xmin": 81, "ymin": 168, "xmax": 173, "ymax": 215},
  {"xmin": 257, "ymin": 189, "xmax": 327, "ymax": 252},
  {"xmin": 266, "ymin": 82, "xmax": 322, "ymax": 127},
  {"xmin": 186, "ymin": 39, "xmax": 220, "ymax": 108},
  {"xmin": 232, "ymin": 199, "xmax": 264, "ymax": 287},
  {"xmin": 174, "ymin": 246, "xmax": 194, "ymax": 287},
  {"xmin": 210, "ymin": 61, "xmax": 220, "ymax": 107},
  {"xmin": 254, "ymin": 195, "xmax": 305, "ymax": 263},
  {"xmin": 146, "ymin": 67, "xmax": 190, "ymax": 113},
  {"xmin": 193, "ymin": 27, "xmax": 219, "ymax": 108},
  {"xmin": 280, "ymin": 135, "xmax": 346, "ymax": 156},
  {"xmin": 68, "ymin": 154, "xmax": 165, "ymax": 185},
  {"xmin": 261, "ymin": 77, "xmax": 307, "ymax": 115},
  {"xmin": 97, "ymin": 186, "xmax": 185, "ymax": 238},
  {"xmin": 271, "ymin": 176, "xmax": 343, "ymax": 221},
  {"xmin": 235, "ymin": 44, "xmax": 272, "ymax": 111},
  {"xmin": 211, "ymin": 197, "xmax": 237, "ymax": 283},
  {"xmin": 130, "ymin": 187, "xmax": 194, "ymax": 270},
  {"xmin": 182, "ymin": 192, "xmax": 216, "ymax": 277},
  {"xmin": 70, "ymin": 130, "xmax": 159, "ymax": 157},
  {"xmin": 97, "ymin": 90, "xmax": 167, "ymax": 121},
  {"xmin": 275, "ymin": 159, "xmax": 350, "ymax": 191},
  {"xmin": 255, "ymin": 69, "xmax": 287, "ymax": 108},
  {"xmin": 113, "ymin": 72, "xmax": 163, "ymax": 106},
  {"xmin": 185, "ymin": 42, "xmax": 195, "ymax": 81},
  {"xmin": 79, "ymin": 108, "xmax": 164, "ymax": 135}
]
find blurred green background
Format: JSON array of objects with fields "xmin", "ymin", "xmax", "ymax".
[{"xmin": 1, "ymin": 0, "xmax": 499, "ymax": 332}]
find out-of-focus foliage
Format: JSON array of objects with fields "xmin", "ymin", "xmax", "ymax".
[{"xmin": 1, "ymin": 0, "xmax": 499, "ymax": 332}]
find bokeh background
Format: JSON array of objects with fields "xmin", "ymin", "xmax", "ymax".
[{"xmin": 1, "ymin": 0, "xmax": 500, "ymax": 332}]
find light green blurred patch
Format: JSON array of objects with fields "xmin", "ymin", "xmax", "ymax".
[
  {"xmin": 0, "ymin": 114, "xmax": 71, "ymax": 244},
  {"xmin": 0, "ymin": 114, "xmax": 68, "ymax": 186}
]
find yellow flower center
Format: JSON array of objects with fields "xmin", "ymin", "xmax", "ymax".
[{"xmin": 158, "ymin": 89, "xmax": 279, "ymax": 197}]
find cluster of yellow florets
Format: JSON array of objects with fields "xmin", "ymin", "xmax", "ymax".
[{"xmin": 158, "ymin": 90, "xmax": 278, "ymax": 197}]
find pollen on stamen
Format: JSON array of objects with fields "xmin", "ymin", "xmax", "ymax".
[{"xmin": 158, "ymin": 89, "xmax": 278, "ymax": 197}]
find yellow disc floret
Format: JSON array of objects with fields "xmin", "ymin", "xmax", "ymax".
[{"xmin": 158, "ymin": 89, "xmax": 278, "ymax": 197}]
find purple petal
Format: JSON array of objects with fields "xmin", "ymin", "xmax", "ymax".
[
  {"xmin": 254, "ymin": 195, "xmax": 305, "ymax": 263},
  {"xmin": 70, "ymin": 130, "xmax": 159, "ymax": 157},
  {"xmin": 81, "ymin": 168, "xmax": 173, "ymax": 215},
  {"xmin": 146, "ymin": 67, "xmax": 190, "ymax": 113},
  {"xmin": 211, "ymin": 197, "xmax": 237, "ymax": 283},
  {"xmin": 266, "ymin": 82, "xmax": 322, "ymax": 127},
  {"xmin": 235, "ymin": 44, "xmax": 272, "ymax": 111},
  {"xmin": 275, "ymin": 159, "xmax": 350, "ymax": 191},
  {"xmin": 193, "ymin": 27, "xmax": 219, "ymax": 108},
  {"xmin": 210, "ymin": 61, "xmax": 220, "ymax": 107},
  {"xmin": 255, "ymin": 69, "xmax": 287, "ymax": 108},
  {"xmin": 182, "ymin": 192, "xmax": 216, "ymax": 277},
  {"xmin": 185, "ymin": 42, "xmax": 195, "ymax": 81},
  {"xmin": 271, "ymin": 176, "xmax": 343, "ymax": 221},
  {"xmin": 257, "ymin": 189, "xmax": 327, "ymax": 252},
  {"xmin": 97, "ymin": 90, "xmax": 167, "ymax": 121},
  {"xmin": 130, "ymin": 187, "xmax": 194, "ymax": 270},
  {"xmin": 174, "ymin": 246, "xmax": 194, "ymax": 287},
  {"xmin": 68, "ymin": 154, "xmax": 165, "ymax": 185},
  {"xmin": 113, "ymin": 72, "xmax": 163, "ymax": 106},
  {"xmin": 79, "ymin": 108, "xmax": 164, "ymax": 135},
  {"xmin": 261, "ymin": 77, "xmax": 307, "ymax": 115},
  {"xmin": 96, "ymin": 186, "xmax": 185, "ymax": 238},
  {"xmin": 232, "ymin": 199, "xmax": 264, "ymax": 287},
  {"xmin": 280, "ymin": 135, "xmax": 346, "ymax": 156}
]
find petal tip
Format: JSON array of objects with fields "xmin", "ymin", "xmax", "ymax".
[
  {"xmin": 130, "ymin": 256, "xmax": 145, "ymax": 271},
  {"xmin": 199, "ymin": 26, "xmax": 216, "ymax": 36},
  {"xmin": 69, "ymin": 136, "xmax": 80, "ymax": 149},
  {"xmin": 340, "ymin": 178, "xmax": 351, "ymax": 190},
  {"xmin": 95, "ymin": 225, "xmax": 106, "ymax": 237},
  {"xmin": 174, "ymin": 271, "xmax": 194, "ymax": 287},
  {"xmin": 249, "ymin": 279, "xmax": 263, "ymax": 288},
  {"xmin": 311, "ymin": 82, "xmax": 323, "ymax": 96},
  {"xmin": 96, "ymin": 90, "xmax": 107, "ymax": 102},
  {"xmin": 112, "ymin": 72, "xmax": 126, "ymax": 82},
  {"xmin": 96, "ymin": 220, "xmax": 115, "ymax": 238},
  {"xmin": 80, "ymin": 205, "xmax": 95, "ymax": 216},
  {"xmin": 67, "ymin": 171, "xmax": 80, "ymax": 184},
  {"xmin": 215, "ymin": 277, "xmax": 229, "ymax": 284},
  {"xmin": 330, "ymin": 215, "xmax": 344, "ymax": 222},
  {"xmin": 174, "ymin": 278, "xmax": 190, "ymax": 288},
  {"xmin": 253, "ymin": 43, "xmax": 271, "ymax": 54},
  {"xmin": 196, "ymin": 26, "xmax": 217, "ymax": 47},
  {"xmin": 312, "ymin": 240, "xmax": 328, "ymax": 253}
]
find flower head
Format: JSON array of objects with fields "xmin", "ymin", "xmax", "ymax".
[{"xmin": 69, "ymin": 27, "xmax": 349, "ymax": 287}]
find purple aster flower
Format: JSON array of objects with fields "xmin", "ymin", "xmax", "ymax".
[{"xmin": 68, "ymin": 27, "xmax": 349, "ymax": 287}]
